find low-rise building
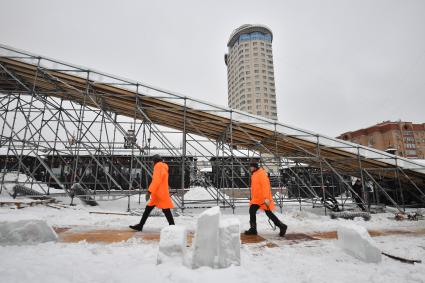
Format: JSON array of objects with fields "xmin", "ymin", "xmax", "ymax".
[{"xmin": 337, "ymin": 121, "xmax": 425, "ymax": 158}]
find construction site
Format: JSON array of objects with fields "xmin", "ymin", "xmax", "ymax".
[{"xmin": 0, "ymin": 44, "xmax": 424, "ymax": 214}]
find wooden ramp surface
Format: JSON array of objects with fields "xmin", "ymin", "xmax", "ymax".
[{"xmin": 55, "ymin": 226, "xmax": 425, "ymax": 247}]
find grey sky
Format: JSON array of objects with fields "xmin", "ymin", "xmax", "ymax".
[{"xmin": 1, "ymin": 0, "xmax": 424, "ymax": 137}]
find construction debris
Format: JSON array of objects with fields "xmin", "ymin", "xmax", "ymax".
[{"xmin": 330, "ymin": 211, "xmax": 371, "ymax": 221}]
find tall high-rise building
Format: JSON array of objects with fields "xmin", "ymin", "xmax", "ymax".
[{"xmin": 225, "ymin": 24, "xmax": 278, "ymax": 120}]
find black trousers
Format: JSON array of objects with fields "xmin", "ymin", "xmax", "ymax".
[
  {"xmin": 249, "ymin": 204, "xmax": 283, "ymax": 228},
  {"xmin": 139, "ymin": 205, "xmax": 175, "ymax": 226}
]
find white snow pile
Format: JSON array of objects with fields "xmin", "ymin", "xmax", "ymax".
[
  {"xmin": 157, "ymin": 206, "xmax": 240, "ymax": 269},
  {"xmin": 0, "ymin": 219, "xmax": 58, "ymax": 246},
  {"xmin": 157, "ymin": 225, "xmax": 188, "ymax": 265},
  {"xmin": 184, "ymin": 186, "xmax": 229, "ymax": 201},
  {"xmin": 336, "ymin": 223, "xmax": 382, "ymax": 263},
  {"xmin": 191, "ymin": 206, "xmax": 240, "ymax": 269},
  {"xmin": 192, "ymin": 206, "xmax": 221, "ymax": 268},
  {"xmin": 218, "ymin": 218, "xmax": 241, "ymax": 268}
]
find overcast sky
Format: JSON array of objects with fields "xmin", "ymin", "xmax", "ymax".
[{"xmin": 1, "ymin": 0, "xmax": 424, "ymax": 137}]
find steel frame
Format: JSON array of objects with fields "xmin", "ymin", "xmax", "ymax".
[{"xmin": 1, "ymin": 44, "xmax": 424, "ymax": 213}]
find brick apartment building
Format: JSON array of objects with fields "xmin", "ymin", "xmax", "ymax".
[{"xmin": 337, "ymin": 121, "xmax": 425, "ymax": 159}]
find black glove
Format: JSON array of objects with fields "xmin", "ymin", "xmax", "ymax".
[{"xmin": 145, "ymin": 191, "xmax": 151, "ymax": 202}]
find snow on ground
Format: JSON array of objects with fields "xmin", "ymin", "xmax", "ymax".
[
  {"xmin": 0, "ymin": 193, "xmax": 425, "ymax": 282},
  {"xmin": 184, "ymin": 186, "xmax": 230, "ymax": 201},
  {"xmin": 0, "ymin": 172, "xmax": 63, "ymax": 197}
]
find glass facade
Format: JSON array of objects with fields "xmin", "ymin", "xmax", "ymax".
[{"xmin": 237, "ymin": 32, "xmax": 271, "ymax": 46}]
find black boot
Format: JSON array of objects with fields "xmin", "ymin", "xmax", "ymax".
[
  {"xmin": 265, "ymin": 210, "xmax": 287, "ymax": 237},
  {"xmin": 244, "ymin": 221, "xmax": 257, "ymax": 235},
  {"xmin": 129, "ymin": 223, "xmax": 143, "ymax": 231},
  {"xmin": 278, "ymin": 222, "xmax": 287, "ymax": 237},
  {"xmin": 162, "ymin": 209, "xmax": 175, "ymax": 225},
  {"xmin": 129, "ymin": 205, "xmax": 155, "ymax": 231}
]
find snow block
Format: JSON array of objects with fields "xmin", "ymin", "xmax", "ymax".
[
  {"xmin": 336, "ymin": 224, "xmax": 382, "ymax": 263},
  {"xmin": 218, "ymin": 218, "xmax": 241, "ymax": 268},
  {"xmin": 157, "ymin": 225, "xmax": 187, "ymax": 265},
  {"xmin": 0, "ymin": 219, "xmax": 58, "ymax": 246},
  {"xmin": 192, "ymin": 206, "xmax": 221, "ymax": 268}
]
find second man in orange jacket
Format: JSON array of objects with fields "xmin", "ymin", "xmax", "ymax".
[{"xmin": 245, "ymin": 161, "xmax": 288, "ymax": 237}]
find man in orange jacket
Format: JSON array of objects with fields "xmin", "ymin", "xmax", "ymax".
[
  {"xmin": 245, "ymin": 161, "xmax": 288, "ymax": 237},
  {"xmin": 129, "ymin": 155, "xmax": 175, "ymax": 231}
]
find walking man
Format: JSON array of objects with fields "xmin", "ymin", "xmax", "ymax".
[
  {"xmin": 352, "ymin": 179, "xmax": 366, "ymax": 211},
  {"xmin": 245, "ymin": 161, "xmax": 288, "ymax": 237},
  {"xmin": 129, "ymin": 155, "xmax": 175, "ymax": 231}
]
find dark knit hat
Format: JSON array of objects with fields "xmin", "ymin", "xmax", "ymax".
[
  {"xmin": 152, "ymin": 154, "xmax": 162, "ymax": 163},
  {"xmin": 249, "ymin": 161, "xmax": 259, "ymax": 168}
]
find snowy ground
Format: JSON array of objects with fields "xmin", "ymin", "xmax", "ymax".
[{"xmin": 1, "ymin": 187, "xmax": 425, "ymax": 283}]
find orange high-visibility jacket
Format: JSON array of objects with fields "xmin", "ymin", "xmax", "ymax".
[
  {"xmin": 147, "ymin": 161, "xmax": 174, "ymax": 209},
  {"xmin": 250, "ymin": 168, "xmax": 275, "ymax": 210}
]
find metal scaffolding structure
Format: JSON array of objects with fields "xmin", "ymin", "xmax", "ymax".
[{"xmin": 1, "ymin": 44, "xmax": 424, "ymax": 213}]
